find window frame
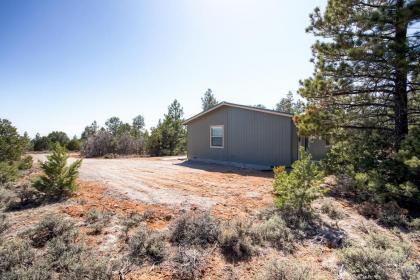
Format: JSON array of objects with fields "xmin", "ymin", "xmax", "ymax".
[{"xmin": 209, "ymin": 125, "xmax": 224, "ymax": 149}]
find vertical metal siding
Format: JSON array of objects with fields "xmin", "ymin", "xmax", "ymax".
[
  {"xmin": 227, "ymin": 107, "xmax": 293, "ymax": 166},
  {"xmin": 187, "ymin": 106, "xmax": 297, "ymax": 167},
  {"xmin": 187, "ymin": 107, "xmax": 229, "ymax": 161}
]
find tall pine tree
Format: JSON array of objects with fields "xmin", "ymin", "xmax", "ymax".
[
  {"xmin": 201, "ymin": 89, "xmax": 218, "ymax": 111},
  {"xmin": 146, "ymin": 100, "xmax": 187, "ymax": 156},
  {"xmin": 297, "ymin": 0, "xmax": 419, "ymax": 147}
]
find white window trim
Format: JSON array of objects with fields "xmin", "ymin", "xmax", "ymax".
[{"xmin": 210, "ymin": 125, "xmax": 224, "ymax": 149}]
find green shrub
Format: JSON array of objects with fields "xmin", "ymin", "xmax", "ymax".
[
  {"xmin": 128, "ymin": 226, "xmax": 167, "ymax": 264},
  {"xmin": 17, "ymin": 155, "xmax": 33, "ymax": 170},
  {"xmin": 0, "ymin": 162, "xmax": 18, "ymax": 184},
  {"xmin": 325, "ymin": 128, "xmax": 420, "ymax": 207},
  {"xmin": 256, "ymin": 259, "xmax": 314, "ymax": 280},
  {"xmin": 170, "ymin": 211, "xmax": 219, "ymax": 248},
  {"xmin": 218, "ymin": 218, "xmax": 256, "ymax": 261},
  {"xmin": 47, "ymin": 131, "xmax": 70, "ymax": 147},
  {"xmin": 273, "ymin": 147, "xmax": 325, "ymax": 216},
  {"xmin": 31, "ymin": 134, "xmax": 51, "ymax": 151},
  {"xmin": 67, "ymin": 138, "xmax": 81, "ymax": 151},
  {"xmin": 27, "ymin": 215, "xmax": 77, "ymax": 248},
  {"xmin": 33, "ymin": 144, "xmax": 82, "ymax": 198},
  {"xmin": 254, "ymin": 214, "xmax": 295, "ymax": 253},
  {"xmin": 172, "ymin": 247, "xmax": 207, "ymax": 280},
  {"xmin": 0, "ymin": 119, "xmax": 27, "ymax": 162}
]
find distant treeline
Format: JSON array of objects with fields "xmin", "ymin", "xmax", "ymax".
[{"xmin": 29, "ymin": 90, "xmax": 301, "ymax": 158}]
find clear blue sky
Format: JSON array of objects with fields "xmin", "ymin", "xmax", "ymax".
[{"xmin": 0, "ymin": 0, "xmax": 326, "ymax": 137}]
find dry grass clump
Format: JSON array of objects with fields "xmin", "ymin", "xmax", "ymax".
[
  {"xmin": 85, "ymin": 208, "xmax": 111, "ymax": 235},
  {"xmin": 172, "ymin": 247, "xmax": 208, "ymax": 280},
  {"xmin": 320, "ymin": 198, "xmax": 345, "ymax": 220},
  {"xmin": 408, "ymin": 218, "xmax": 420, "ymax": 231},
  {"xmin": 218, "ymin": 218, "xmax": 257, "ymax": 261},
  {"xmin": 121, "ymin": 210, "xmax": 156, "ymax": 240},
  {"xmin": 26, "ymin": 215, "xmax": 77, "ymax": 248},
  {"xmin": 1, "ymin": 217, "xmax": 118, "ymax": 280},
  {"xmin": 121, "ymin": 212, "xmax": 144, "ymax": 240},
  {"xmin": 0, "ymin": 214, "xmax": 9, "ymax": 235},
  {"xmin": 0, "ymin": 185, "xmax": 18, "ymax": 210},
  {"xmin": 46, "ymin": 236, "xmax": 118, "ymax": 279},
  {"xmin": 366, "ymin": 232, "xmax": 391, "ymax": 250},
  {"xmin": 0, "ymin": 237, "xmax": 50, "ymax": 280},
  {"xmin": 0, "ymin": 182, "xmax": 42, "ymax": 210},
  {"xmin": 340, "ymin": 232, "xmax": 418, "ymax": 280},
  {"xmin": 170, "ymin": 211, "xmax": 219, "ymax": 248},
  {"xmin": 253, "ymin": 214, "xmax": 295, "ymax": 253},
  {"xmin": 256, "ymin": 259, "xmax": 316, "ymax": 280},
  {"xmin": 128, "ymin": 226, "xmax": 167, "ymax": 264}
]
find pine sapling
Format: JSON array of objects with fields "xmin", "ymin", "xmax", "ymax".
[{"xmin": 34, "ymin": 144, "xmax": 82, "ymax": 198}]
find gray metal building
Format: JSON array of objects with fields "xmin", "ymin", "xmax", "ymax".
[
  {"xmin": 183, "ymin": 102, "xmax": 328, "ymax": 169},
  {"xmin": 183, "ymin": 102, "xmax": 305, "ymax": 169}
]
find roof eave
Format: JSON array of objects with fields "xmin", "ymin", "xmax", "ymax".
[{"xmin": 182, "ymin": 102, "xmax": 293, "ymax": 125}]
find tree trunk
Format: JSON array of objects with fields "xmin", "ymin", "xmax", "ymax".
[{"xmin": 394, "ymin": 0, "xmax": 409, "ymax": 147}]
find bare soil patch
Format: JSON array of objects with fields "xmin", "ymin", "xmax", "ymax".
[{"xmin": 31, "ymin": 154, "xmax": 274, "ymax": 218}]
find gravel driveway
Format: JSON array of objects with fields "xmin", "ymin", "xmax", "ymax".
[{"xmin": 31, "ymin": 154, "xmax": 274, "ymax": 212}]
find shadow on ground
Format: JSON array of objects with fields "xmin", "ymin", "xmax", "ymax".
[{"xmin": 176, "ymin": 160, "xmax": 274, "ymax": 179}]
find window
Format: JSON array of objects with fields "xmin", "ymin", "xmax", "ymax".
[{"xmin": 210, "ymin": 125, "xmax": 224, "ymax": 148}]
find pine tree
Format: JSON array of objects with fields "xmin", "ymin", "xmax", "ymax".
[
  {"xmin": 146, "ymin": 100, "xmax": 186, "ymax": 156},
  {"xmin": 164, "ymin": 100, "xmax": 186, "ymax": 155},
  {"xmin": 297, "ymin": 0, "xmax": 419, "ymax": 147},
  {"xmin": 81, "ymin": 121, "xmax": 98, "ymax": 140},
  {"xmin": 201, "ymin": 89, "xmax": 218, "ymax": 111},
  {"xmin": 275, "ymin": 91, "xmax": 305, "ymax": 114},
  {"xmin": 132, "ymin": 115, "xmax": 145, "ymax": 133},
  {"xmin": 47, "ymin": 131, "xmax": 70, "ymax": 147},
  {"xmin": 105, "ymin": 117, "xmax": 124, "ymax": 136},
  {"xmin": 0, "ymin": 119, "xmax": 27, "ymax": 161},
  {"xmin": 273, "ymin": 147, "xmax": 325, "ymax": 215},
  {"xmin": 34, "ymin": 144, "xmax": 82, "ymax": 198}
]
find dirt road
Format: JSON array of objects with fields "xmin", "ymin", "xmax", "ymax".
[{"xmin": 31, "ymin": 154, "xmax": 274, "ymax": 215}]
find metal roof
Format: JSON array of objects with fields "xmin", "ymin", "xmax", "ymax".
[{"xmin": 182, "ymin": 101, "xmax": 293, "ymax": 125}]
